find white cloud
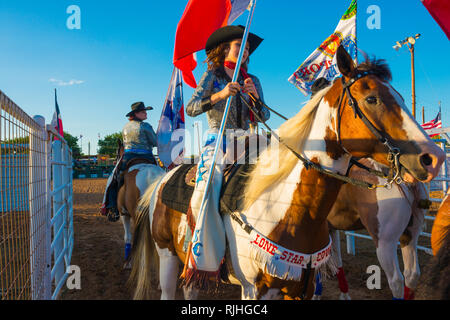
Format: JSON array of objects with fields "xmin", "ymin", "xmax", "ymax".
[{"xmin": 49, "ymin": 78, "xmax": 85, "ymax": 86}]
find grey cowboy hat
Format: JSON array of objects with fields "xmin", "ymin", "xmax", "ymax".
[{"xmin": 126, "ymin": 101, "xmax": 153, "ymax": 117}]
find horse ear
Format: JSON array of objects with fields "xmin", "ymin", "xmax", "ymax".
[
  {"xmin": 336, "ymin": 45, "xmax": 355, "ymax": 78},
  {"xmin": 117, "ymin": 138, "xmax": 123, "ymax": 147}
]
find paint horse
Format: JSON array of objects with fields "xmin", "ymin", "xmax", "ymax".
[
  {"xmin": 114, "ymin": 140, "xmax": 165, "ymax": 265},
  {"xmin": 416, "ymin": 187, "xmax": 450, "ymax": 299},
  {"xmin": 312, "ymin": 158, "xmax": 428, "ymax": 300},
  {"xmin": 129, "ymin": 46, "xmax": 445, "ymax": 300}
]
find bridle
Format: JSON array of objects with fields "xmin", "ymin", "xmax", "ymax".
[
  {"xmin": 242, "ymin": 72, "xmax": 406, "ymax": 190},
  {"xmin": 339, "ymin": 72, "xmax": 404, "ymax": 188}
]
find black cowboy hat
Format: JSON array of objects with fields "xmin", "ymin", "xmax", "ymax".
[
  {"xmin": 126, "ymin": 101, "xmax": 153, "ymax": 117},
  {"xmin": 205, "ymin": 25, "xmax": 263, "ymax": 55}
]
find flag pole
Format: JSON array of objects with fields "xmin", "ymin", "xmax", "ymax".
[{"xmin": 195, "ymin": 0, "xmax": 258, "ymax": 227}]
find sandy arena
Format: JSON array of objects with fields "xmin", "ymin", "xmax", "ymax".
[{"xmin": 60, "ymin": 178, "xmax": 434, "ymax": 300}]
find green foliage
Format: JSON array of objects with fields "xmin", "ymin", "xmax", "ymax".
[
  {"xmin": 98, "ymin": 132, "xmax": 123, "ymax": 157},
  {"xmin": 63, "ymin": 131, "xmax": 82, "ymax": 159}
]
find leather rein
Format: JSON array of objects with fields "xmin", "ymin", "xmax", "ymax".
[{"xmin": 243, "ymin": 73, "xmax": 405, "ymax": 190}]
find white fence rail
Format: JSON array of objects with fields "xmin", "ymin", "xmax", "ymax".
[{"xmin": 0, "ymin": 90, "xmax": 73, "ymax": 300}]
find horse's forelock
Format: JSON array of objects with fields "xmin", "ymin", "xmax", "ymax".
[{"xmin": 356, "ymin": 56, "xmax": 392, "ymax": 82}]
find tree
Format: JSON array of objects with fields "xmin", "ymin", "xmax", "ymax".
[
  {"xmin": 98, "ymin": 132, "xmax": 123, "ymax": 157},
  {"xmin": 63, "ymin": 131, "xmax": 82, "ymax": 159}
]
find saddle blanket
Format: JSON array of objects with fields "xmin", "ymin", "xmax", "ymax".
[{"xmin": 161, "ymin": 163, "xmax": 254, "ymax": 216}]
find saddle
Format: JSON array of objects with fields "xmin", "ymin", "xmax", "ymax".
[{"xmin": 160, "ymin": 163, "xmax": 254, "ymax": 216}]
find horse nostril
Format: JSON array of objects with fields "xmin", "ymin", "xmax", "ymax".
[{"xmin": 420, "ymin": 154, "xmax": 433, "ymax": 167}]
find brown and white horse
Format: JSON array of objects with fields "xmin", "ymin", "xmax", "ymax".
[
  {"xmin": 114, "ymin": 140, "xmax": 165, "ymax": 264},
  {"xmin": 416, "ymin": 188, "xmax": 450, "ymax": 299},
  {"xmin": 129, "ymin": 46, "xmax": 445, "ymax": 300},
  {"xmin": 313, "ymin": 158, "xmax": 428, "ymax": 300}
]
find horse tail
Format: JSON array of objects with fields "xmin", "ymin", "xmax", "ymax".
[{"xmin": 128, "ymin": 171, "xmax": 164, "ymax": 300}]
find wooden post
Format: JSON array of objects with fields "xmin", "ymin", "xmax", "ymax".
[
  {"xmin": 410, "ymin": 44, "xmax": 416, "ymax": 119},
  {"xmin": 422, "ymin": 106, "xmax": 425, "ymax": 124}
]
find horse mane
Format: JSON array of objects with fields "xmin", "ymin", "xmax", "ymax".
[
  {"xmin": 355, "ymin": 53, "xmax": 392, "ymax": 82},
  {"xmin": 243, "ymin": 85, "xmax": 332, "ymax": 209}
]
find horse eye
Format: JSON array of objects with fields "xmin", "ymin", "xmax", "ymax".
[{"xmin": 366, "ymin": 96, "xmax": 378, "ymax": 104}]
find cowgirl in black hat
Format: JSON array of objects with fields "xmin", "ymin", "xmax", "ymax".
[
  {"xmin": 122, "ymin": 101, "xmax": 157, "ymax": 168},
  {"xmin": 183, "ymin": 26, "xmax": 270, "ymax": 275},
  {"xmin": 103, "ymin": 102, "xmax": 157, "ymax": 221}
]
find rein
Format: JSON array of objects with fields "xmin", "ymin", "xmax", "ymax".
[{"xmin": 243, "ymin": 73, "xmax": 405, "ymax": 190}]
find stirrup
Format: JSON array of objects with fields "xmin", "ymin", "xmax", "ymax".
[{"xmin": 107, "ymin": 207, "xmax": 120, "ymax": 222}]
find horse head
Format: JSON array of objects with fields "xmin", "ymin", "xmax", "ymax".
[{"xmin": 329, "ymin": 45, "xmax": 444, "ymax": 183}]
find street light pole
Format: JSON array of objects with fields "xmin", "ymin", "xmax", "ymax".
[
  {"xmin": 410, "ymin": 43, "xmax": 416, "ymax": 119},
  {"xmin": 393, "ymin": 33, "xmax": 421, "ymax": 119}
]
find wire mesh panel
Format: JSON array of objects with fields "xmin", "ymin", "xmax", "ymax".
[{"xmin": 0, "ymin": 91, "xmax": 49, "ymax": 300}]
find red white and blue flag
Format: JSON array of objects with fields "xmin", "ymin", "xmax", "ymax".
[
  {"xmin": 173, "ymin": 0, "xmax": 251, "ymax": 88},
  {"xmin": 51, "ymin": 89, "xmax": 64, "ymax": 138},
  {"xmin": 422, "ymin": 109, "xmax": 442, "ymax": 137},
  {"xmin": 157, "ymin": 67, "xmax": 185, "ymax": 170}
]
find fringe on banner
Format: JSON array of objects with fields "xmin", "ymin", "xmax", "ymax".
[
  {"xmin": 180, "ymin": 249, "xmax": 224, "ymax": 292},
  {"xmin": 249, "ymin": 242, "xmax": 304, "ymax": 281},
  {"xmin": 249, "ymin": 234, "xmax": 338, "ymax": 282},
  {"xmin": 314, "ymin": 251, "xmax": 339, "ymax": 283}
]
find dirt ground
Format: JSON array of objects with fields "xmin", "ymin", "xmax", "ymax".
[{"xmin": 60, "ymin": 178, "xmax": 435, "ymax": 300}]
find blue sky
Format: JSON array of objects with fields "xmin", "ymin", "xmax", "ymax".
[{"xmin": 0, "ymin": 0, "xmax": 448, "ymax": 155}]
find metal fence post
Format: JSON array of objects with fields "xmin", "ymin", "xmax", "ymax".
[
  {"xmin": 346, "ymin": 232, "xmax": 356, "ymax": 255},
  {"xmin": 52, "ymin": 140, "xmax": 65, "ymax": 288}
]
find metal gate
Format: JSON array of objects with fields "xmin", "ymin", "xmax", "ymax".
[{"xmin": 0, "ymin": 90, "xmax": 73, "ymax": 300}]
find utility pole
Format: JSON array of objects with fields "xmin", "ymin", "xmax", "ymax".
[
  {"xmin": 393, "ymin": 33, "xmax": 421, "ymax": 119},
  {"xmin": 422, "ymin": 106, "xmax": 425, "ymax": 124}
]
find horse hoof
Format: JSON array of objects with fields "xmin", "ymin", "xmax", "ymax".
[
  {"xmin": 312, "ymin": 294, "xmax": 322, "ymax": 300},
  {"xmin": 123, "ymin": 261, "xmax": 132, "ymax": 270},
  {"xmin": 339, "ymin": 292, "xmax": 351, "ymax": 300}
]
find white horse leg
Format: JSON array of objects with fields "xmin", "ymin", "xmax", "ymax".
[
  {"xmin": 183, "ymin": 286, "xmax": 199, "ymax": 300},
  {"xmin": 157, "ymin": 248, "xmax": 179, "ymax": 300},
  {"xmin": 376, "ymin": 240, "xmax": 404, "ymax": 299},
  {"xmin": 121, "ymin": 215, "xmax": 133, "ymax": 262},
  {"xmin": 401, "ymin": 243, "xmax": 420, "ymax": 300},
  {"xmin": 329, "ymin": 229, "xmax": 351, "ymax": 300}
]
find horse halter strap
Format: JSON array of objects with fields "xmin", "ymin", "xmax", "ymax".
[{"xmin": 340, "ymin": 73, "xmax": 403, "ymax": 188}]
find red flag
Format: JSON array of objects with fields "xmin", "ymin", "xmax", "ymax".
[
  {"xmin": 51, "ymin": 89, "xmax": 64, "ymax": 139},
  {"xmin": 173, "ymin": 0, "xmax": 250, "ymax": 88},
  {"xmin": 421, "ymin": 0, "xmax": 450, "ymax": 39}
]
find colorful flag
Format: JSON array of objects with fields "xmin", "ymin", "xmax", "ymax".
[
  {"xmin": 421, "ymin": 0, "xmax": 450, "ymax": 40},
  {"xmin": 173, "ymin": 0, "xmax": 251, "ymax": 88},
  {"xmin": 422, "ymin": 108, "xmax": 442, "ymax": 137},
  {"xmin": 288, "ymin": 0, "xmax": 357, "ymax": 96},
  {"xmin": 51, "ymin": 89, "xmax": 64, "ymax": 138},
  {"xmin": 157, "ymin": 68, "xmax": 185, "ymax": 170}
]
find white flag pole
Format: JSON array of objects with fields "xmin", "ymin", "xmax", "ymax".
[{"xmin": 195, "ymin": 0, "xmax": 258, "ymax": 227}]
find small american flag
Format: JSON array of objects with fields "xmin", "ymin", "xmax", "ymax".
[{"xmin": 422, "ymin": 109, "xmax": 442, "ymax": 137}]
